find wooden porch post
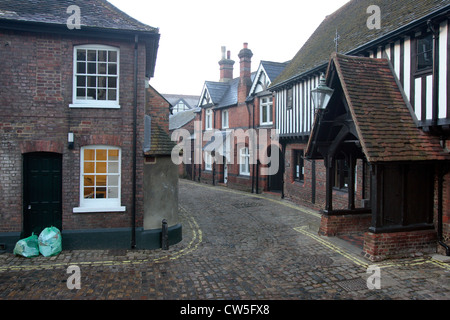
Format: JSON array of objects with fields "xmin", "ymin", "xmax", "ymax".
[
  {"xmin": 369, "ymin": 164, "xmax": 383, "ymax": 232},
  {"xmin": 348, "ymin": 153, "xmax": 356, "ymax": 210},
  {"xmin": 325, "ymin": 154, "xmax": 334, "ymax": 212}
]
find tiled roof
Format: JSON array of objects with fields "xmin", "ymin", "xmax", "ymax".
[
  {"xmin": 260, "ymin": 61, "xmax": 289, "ymax": 82},
  {"xmin": 203, "ymin": 73, "xmax": 256, "ymax": 110},
  {"xmin": 271, "ymin": 0, "xmax": 450, "ymax": 88},
  {"xmin": 144, "ymin": 119, "xmax": 176, "ymax": 156},
  {"xmin": 169, "ymin": 108, "xmax": 198, "ymax": 131},
  {"xmin": 0, "ymin": 0, "xmax": 158, "ymax": 33},
  {"xmin": 163, "ymin": 94, "xmax": 200, "ymax": 109},
  {"xmin": 330, "ymin": 53, "xmax": 450, "ymax": 162}
]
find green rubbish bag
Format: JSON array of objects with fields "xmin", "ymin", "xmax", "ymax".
[
  {"xmin": 38, "ymin": 226, "xmax": 62, "ymax": 257},
  {"xmin": 13, "ymin": 234, "xmax": 40, "ymax": 258}
]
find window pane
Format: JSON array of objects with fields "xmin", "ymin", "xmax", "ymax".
[
  {"xmin": 84, "ymin": 149, "xmax": 95, "ymax": 161},
  {"xmin": 87, "ymin": 63, "xmax": 96, "ymax": 74},
  {"xmin": 96, "ymin": 162, "xmax": 107, "ymax": 174},
  {"xmin": 108, "ymin": 175, "xmax": 119, "ymax": 187},
  {"xmin": 87, "ymin": 76, "xmax": 96, "ymax": 87},
  {"xmin": 417, "ymin": 35, "xmax": 433, "ymax": 70},
  {"xmin": 108, "ymin": 149, "xmax": 119, "ymax": 160},
  {"xmin": 77, "ymin": 76, "xmax": 86, "ymax": 86},
  {"xmin": 84, "ymin": 175, "xmax": 94, "ymax": 186},
  {"xmin": 98, "ymin": 50, "xmax": 107, "ymax": 62},
  {"xmin": 108, "ymin": 187, "xmax": 118, "ymax": 199},
  {"xmin": 96, "ymin": 187, "xmax": 106, "ymax": 198},
  {"xmin": 84, "ymin": 162, "xmax": 95, "ymax": 173},
  {"xmin": 84, "ymin": 187, "xmax": 94, "ymax": 199},
  {"xmin": 87, "ymin": 50, "xmax": 97, "ymax": 61},
  {"xmin": 108, "ymin": 51, "xmax": 117, "ymax": 62},
  {"xmin": 97, "ymin": 89, "xmax": 107, "ymax": 100},
  {"xmin": 96, "ymin": 175, "xmax": 107, "ymax": 186},
  {"xmin": 98, "ymin": 63, "xmax": 107, "ymax": 74},
  {"xmin": 107, "ymin": 89, "xmax": 117, "ymax": 101},
  {"xmin": 98, "ymin": 76, "xmax": 107, "ymax": 88},
  {"xmin": 76, "ymin": 88, "xmax": 86, "ymax": 99},
  {"xmin": 108, "ymin": 77, "xmax": 117, "ymax": 88},
  {"xmin": 96, "ymin": 149, "xmax": 107, "ymax": 161},
  {"xmin": 109, "ymin": 162, "xmax": 119, "ymax": 174},
  {"xmin": 108, "ymin": 64, "xmax": 117, "ymax": 75},
  {"xmin": 77, "ymin": 49, "xmax": 86, "ymax": 61},
  {"xmin": 87, "ymin": 88, "xmax": 96, "ymax": 100},
  {"xmin": 77, "ymin": 62, "xmax": 86, "ymax": 74}
]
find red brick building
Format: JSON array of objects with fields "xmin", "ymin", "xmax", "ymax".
[
  {"xmin": 194, "ymin": 44, "xmax": 287, "ymax": 193},
  {"xmin": 0, "ymin": 0, "xmax": 180, "ymax": 252}
]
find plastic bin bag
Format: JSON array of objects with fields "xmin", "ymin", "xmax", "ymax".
[
  {"xmin": 13, "ymin": 234, "xmax": 40, "ymax": 258},
  {"xmin": 38, "ymin": 226, "xmax": 62, "ymax": 257}
]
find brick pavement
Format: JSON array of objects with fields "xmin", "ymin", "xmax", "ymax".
[{"xmin": 0, "ymin": 179, "xmax": 449, "ymax": 302}]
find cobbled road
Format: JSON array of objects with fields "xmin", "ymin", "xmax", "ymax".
[{"xmin": 0, "ymin": 179, "xmax": 449, "ymax": 303}]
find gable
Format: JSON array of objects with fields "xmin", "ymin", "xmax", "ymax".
[{"xmin": 307, "ymin": 53, "xmax": 450, "ymax": 163}]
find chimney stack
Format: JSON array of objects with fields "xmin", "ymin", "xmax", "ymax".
[
  {"xmin": 238, "ymin": 42, "xmax": 253, "ymax": 103},
  {"xmin": 218, "ymin": 46, "xmax": 235, "ymax": 82}
]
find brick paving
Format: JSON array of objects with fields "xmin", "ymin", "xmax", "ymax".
[{"xmin": 0, "ymin": 179, "xmax": 449, "ymax": 302}]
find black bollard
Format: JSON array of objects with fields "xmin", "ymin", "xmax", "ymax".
[{"xmin": 161, "ymin": 219, "xmax": 169, "ymax": 250}]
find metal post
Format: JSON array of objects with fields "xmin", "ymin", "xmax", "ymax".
[{"xmin": 161, "ymin": 219, "xmax": 169, "ymax": 250}]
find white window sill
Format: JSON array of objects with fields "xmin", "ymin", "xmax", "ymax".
[
  {"xmin": 69, "ymin": 103, "xmax": 121, "ymax": 109},
  {"xmin": 73, "ymin": 206, "xmax": 126, "ymax": 213}
]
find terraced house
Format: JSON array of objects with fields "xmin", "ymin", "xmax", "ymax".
[
  {"xmin": 269, "ymin": 0, "xmax": 450, "ymax": 261},
  {"xmin": 196, "ymin": 44, "xmax": 287, "ymax": 193},
  {"xmin": 0, "ymin": 0, "xmax": 181, "ymax": 252}
]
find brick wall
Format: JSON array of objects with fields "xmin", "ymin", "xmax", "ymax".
[
  {"xmin": 363, "ymin": 229, "xmax": 437, "ymax": 261},
  {"xmin": 283, "ymin": 142, "xmax": 369, "ymax": 212},
  {"xmin": 145, "ymin": 85, "xmax": 170, "ymax": 134},
  {"xmin": 0, "ymin": 29, "xmax": 148, "ymax": 233}
]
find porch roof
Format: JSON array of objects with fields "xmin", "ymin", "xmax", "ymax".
[{"xmin": 307, "ymin": 53, "xmax": 450, "ymax": 163}]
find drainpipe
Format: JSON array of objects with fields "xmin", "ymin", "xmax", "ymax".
[
  {"xmin": 131, "ymin": 34, "xmax": 138, "ymax": 249},
  {"xmin": 438, "ymin": 164, "xmax": 450, "ymax": 256},
  {"xmin": 247, "ymin": 99, "xmax": 255, "ymax": 193}
]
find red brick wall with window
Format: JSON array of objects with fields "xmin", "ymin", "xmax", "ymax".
[
  {"xmin": 0, "ymin": 29, "xmax": 147, "ymax": 233},
  {"xmin": 283, "ymin": 142, "xmax": 369, "ymax": 212}
]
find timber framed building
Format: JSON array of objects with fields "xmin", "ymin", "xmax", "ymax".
[{"xmin": 270, "ymin": 0, "xmax": 450, "ymax": 260}]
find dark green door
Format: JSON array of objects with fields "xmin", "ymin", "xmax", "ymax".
[{"xmin": 23, "ymin": 153, "xmax": 62, "ymax": 237}]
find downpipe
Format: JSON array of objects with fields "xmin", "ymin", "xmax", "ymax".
[{"xmin": 438, "ymin": 164, "xmax": 450, "ymax": 256}]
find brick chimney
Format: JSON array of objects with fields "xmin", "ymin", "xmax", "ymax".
[
  {"xmin": 238, "ymin": 42, "xmax": 253, "ymax": 103},
  {"xmin": 218, "ymin": 46, "xmax": 235, "ymax": 82}
]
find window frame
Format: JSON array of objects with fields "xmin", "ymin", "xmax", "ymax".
[
  {"xmin": 413, "ymin": 32, "xmax": 433, "ymax": 76},
  {"xmin": 239, "ymin": 147, "xmax": 250, "ymax": 176},
  {"xmin": 73, "ymin": 145, "xmax": 125, "ymax": 213},
  {"xmin": 70, "ymin": 44, "xmax": 121, "ymax": 109},
  {"xmin": 260, "ymin": 96, "xmax": 273, "ymax": 125},
  {"xmin": 204, "ymin": 151, "xmax": 212, "ymax": 171},
  {"xmin": 222, "ymin": 110, "xmax": 229, "ymax": 129},
  {"xmin": 293, "ymin": 149, "xmax": 304, "ymax": 182},
  {"xmin": 205, "ymin": 108, "xmax": 213, "ymax": 130},
  {"xmin": 286, "ymin": 87, "xmax": 293, "ymax": 110}
]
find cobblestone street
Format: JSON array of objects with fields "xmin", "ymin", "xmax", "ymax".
[{"xmin": 0, "ymin": 179, "xmax": 449, "ymax": 303}]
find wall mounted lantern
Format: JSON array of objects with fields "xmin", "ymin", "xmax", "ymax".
[{"xmin": 68, "ymin": 132, "xmax": 74, "ymax": 149}]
